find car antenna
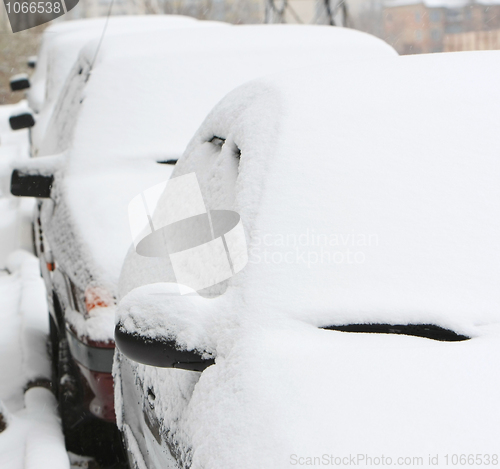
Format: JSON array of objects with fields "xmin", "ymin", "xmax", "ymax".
[{"xmin": 89, "ymin": 0, "xmax": 115, "ymax": 72}]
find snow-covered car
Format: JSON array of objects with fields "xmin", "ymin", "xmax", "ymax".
[
  {"xmin": 9, "ymin": 25, "xmax": 397, "ymax": 465},
  {"xmin": 115, "ymin": 51, "xmax": 500, "ymax": 469},
  {"xmin": 8, "ymin": 15, "xmax": 205, "ymax": 155},
  {"xmin": 26, "ymin": 15, "xmax": 199, "ymax": 114}
]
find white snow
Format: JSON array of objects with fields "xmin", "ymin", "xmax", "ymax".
[
  {"xmin": 9, "ymin": 73, "xmax": 29, "ymax": 82},
  {"xmin": 118, "ymin": 283, "xmax": 222, "ymax": 356},
  {"xmin": 28, "ymin": 14, "xmax": 200, "ymax": 112},
  {"xmin": 29, "ymin": 15, "xmax": 220, "ymax": 155},
  {"xmin": 0, "ymin": 194, "xmax": 34, "ymax": 263},
  {"xmin": 0, "ymin": 101, "xmax": 36, "ymax": 266},
  {"xmin": 65, "ymin": 306, "xmax": 116, "ymax": 343},
  {"xmin": 36, "ymin": 24, "xmax": 396, "ymax": 298},
  {"xmin": 0, "ymin": 251, "xmax": 69, "ymax": 469},
  {"xmin": 0, "ymin": 387, "xmax": 70, "ymax": 469},
  {"xmin": 163, "ymin": 50, "xmax": 500, "ymax": 333},
  {"xmin": 116, "ymin": 50, "xmax": 500, "ymax": 468},
  {"xmin": 12, "ymin": 152, "xmax": 64, "ymax": 177},
  {"xmin": 0, "ymin": 145, "xmax": 34, "ymax": 267},
  {"xmin": 0, "ymin": 101, "xmax": 68, "ymax": 466},
  {"xmin": 181, "ymin": 321, "xmax": 500, "ymax": 467},
  {"xmin": 0, "ymin": 101, "xmax": 30, "ymax": 151}
]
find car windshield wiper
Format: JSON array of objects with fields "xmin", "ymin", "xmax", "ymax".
[
  {"xmin": 156, "ymin": 159, "xmax": 177, "ymax": 165},
  {"xmin": 322, "ymin": 324, "xmax": 469, "ymax": 342}
]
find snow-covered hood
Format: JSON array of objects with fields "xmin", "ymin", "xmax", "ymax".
[
  {"xmin": 118, "ymin": 283, "xmax": 500, "ymax": 467},
  {"xmin": 182, "ymin": 319, "xmax": 500, "ymax": 467}
]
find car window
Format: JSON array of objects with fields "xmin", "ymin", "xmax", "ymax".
[{"xmin": 39, "ymin": 57, "xmax": 90, "ymax": 156}]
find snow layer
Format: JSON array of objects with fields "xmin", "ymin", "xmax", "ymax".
[
  {"xmin": 0, "ymin": 251, "xmax": 69, "ymax": 469},
  {"xmin": 0, "ymin": 101, "xmax": 30, "ymax": 150},
  {"xmin": 28, "ymin": 14, "xmax": 199, "ymax": 112},
  {"xmin": 0, "ymin": 105, "xmax": 67, "ymax": 468},
  {"xmin": 163, "ymin": 50, "xmax": 500, "ymax": 333},
  {"xmin": 41, "ymin": 25, "xmax": 396, "ymax": 296},
  {"xmin": 65, "ymin": 306, "xmax": 116, "ymax": 343},
  {"xmin": 0, "ymin": 388, "xmax": 69, "ymax": 469},
  {"xmin": 13, "ymin": 152, "xmax": 64, "ymax": 177},
  {"xmin": 194, "ymin": 322, "xmax": 500, "ymax": 467},
  {"xmin": 116, "ymin": 51, "xmax": 500, "ymax": 467},
  {"xmin": 29, "ymin": 15, "xmax": 214, "ymax": 155},
  {"xmin": 0, "ymin": 105, "xmax": 34, "ymax": 267},
  {"xmin": 6, "ymin": 251, "xmax": 52, "ymax": 384}
]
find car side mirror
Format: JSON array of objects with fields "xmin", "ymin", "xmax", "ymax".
[
  {"xmin": 27, "ymin": 56, "xmax": 37, "ymax": 69},
  {"xmin": 10, "ymin": 74, "xmax": 30, "ymax": 91},
  {"xmin": 115, "ymin": 324, "xmax": 215, "ymax": 372},
  {"xmin": 9, "ymin": 113, "xmax": 35, "ymax": 131},
  {"xmin": 10, "ymin": 169, "xmax": 53, "ymax": 198},
  {"xmin": 116, "ymin": 283, "xmax": 218, "ymax": 371}
]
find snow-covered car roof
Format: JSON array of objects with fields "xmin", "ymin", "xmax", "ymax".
[
  {"xmin": 29, "ymin": 15, "xmax": 213, "ymax": 154},
  {"xmin": 28, "ymin": 15, "xmax": 199, "ymax": 113},
  {"xmin": 69, "ymin": 24, "xmax": 396, "ymax": 162},
  {"xmin": 116, "ymin": 51, "xmax": 500, "ymax": 465},
  {"xmin": 42, "ymin": 25, "xmax": 397, "ymax": 295}
]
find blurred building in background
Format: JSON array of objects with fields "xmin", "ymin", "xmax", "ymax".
[
  {"xmin": 381, "ymin": 0, "xmax": 500, "ymax": 54},
  {"xmin": 443, "ymin": 28, "xmax": 500, "ymax": 50}
]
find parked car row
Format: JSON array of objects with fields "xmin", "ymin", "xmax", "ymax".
[
  {"xmin": 7, "ymin": 15, "xmax": 220, "ymax": 157},
  {"xmin": 7, "ymin": 14, "xmax": 500, "ymax": 469}
]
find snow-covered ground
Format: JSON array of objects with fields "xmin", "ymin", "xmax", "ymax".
[
  {"xmin": 0, "ymin": 101, "xmax": 35, "ymax": 265},
  {"xmin": 0, "ymin": 104, "xmax": 71, "ymax": 469},
  {"xmin": 0, "ymin": 249, "xmax": 70, "ymax": 469}
]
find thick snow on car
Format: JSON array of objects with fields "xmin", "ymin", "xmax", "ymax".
[
  {"xmin": 21, "ymin": 15, "xmax": 205, "ymax": 155},
  {"xmin": 28, "ymin": 15, "xmax": 200, "ymax": 113},
  {"xmin": 115, "ymin": 51, "xmax": 500, "ymax": 469},
  {"xmin": 10, "ymin": 24, "xmax": 397, "ymax": 465}
]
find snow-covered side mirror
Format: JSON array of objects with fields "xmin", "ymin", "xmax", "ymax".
[
  {"xmin": 27, "ymin": 56, "xmax": 37, "ymax": 69},
  {"xmin": 115, "ymin": 325, "xmax": 214, "ymax": 371},
  {"xmin": 9, "ymin": 112, "xmax": 35, "ymax": 131},
  {"xmin": 10, "ymin": 74, "xmax": 30, "ymax": 91},
  {"xmin": 115, "ymin": 283, "xmax": 217, "ymax": 371},
  {"xmin": 10, "ymin": 170, "xmax": 53, "ymax": 198},
  {"xmin": 10, "ymin": 154, "xmax": 62, "ymax": 199}
]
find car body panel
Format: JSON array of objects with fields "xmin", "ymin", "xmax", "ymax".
[{"xmin": 115, "ymin": 50, "xmax": 500, "ymax": 467}]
